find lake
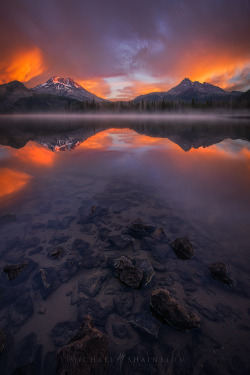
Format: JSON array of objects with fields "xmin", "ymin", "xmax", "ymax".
[{"xmin": 0, "ymin": 114, "xmax": 250, "ymax": 374}]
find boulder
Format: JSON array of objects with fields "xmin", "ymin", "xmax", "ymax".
[
  {"xmin": 209, "ymin": 262, "xmax": 236, "ymax": 287},
  {"xmin": 170, "ymin": 237, "xmax": 194, "ymax": 260},
  {"xmin": 114, "ymin": 256, "xmax": 143, "ymax": 288},
  {"xmin": 57, "ymin": 315, "xmax": 109, "ymax": 375},
  {"xmin": 150, "ymin": 289, "xmax": 200, "ymax": 330}
]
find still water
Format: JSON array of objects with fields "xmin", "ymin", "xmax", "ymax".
[{"xmin": 0, "ymin": 115, "xmax": 250, "ymax": 374}]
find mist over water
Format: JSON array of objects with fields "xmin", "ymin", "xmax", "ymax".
[{"xmin": 0, "ymin": 115, "xmax": 250, "ymax": 374}]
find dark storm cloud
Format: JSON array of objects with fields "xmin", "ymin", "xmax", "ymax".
[{"xmin": 1, "ymin": 0, "xmax": 250, "ymax": 98}]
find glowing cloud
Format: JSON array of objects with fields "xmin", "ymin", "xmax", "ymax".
[{"xmin": 0, "ymin": 47, "xmax": 45, "ymax": 84}]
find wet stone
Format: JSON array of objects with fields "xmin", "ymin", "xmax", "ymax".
[
  {"xmin": 57, "ymin": 315, "xmax": 109, "ymax": 375},
  {"xmin": 170, "ymin": 237, "xmax": 194, "ymax": 260},
  {"xmin": 3, "ymin": 262, "xmax": 28, "ymax": 281},
  {"xmin": 114, "ymin": 256, "xmax": 143, "ymax": 288},
  {"xmin": 151, "ymin": 289, "xmax": 200, "ymax": 330},
  {"xmin": 78, "ymin": 272, "xmax": 107, "ymax": 297},
  {"xmin": 209, "ymin": 262, "xmax": 236, "ymax": 287}
]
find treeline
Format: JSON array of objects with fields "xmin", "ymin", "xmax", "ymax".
[{"xmin": 64, "ymin": 94, "xmax": 250, "ymax": 112}]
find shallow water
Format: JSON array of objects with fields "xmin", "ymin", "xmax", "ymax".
[{"xmin": 0, "ymin": 115, "xmax": 250, "ymax": 374}]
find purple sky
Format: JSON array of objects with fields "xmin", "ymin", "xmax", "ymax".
[{"xmin": 1, "ymin": 0, "xmax": 250, "ymax": 99}]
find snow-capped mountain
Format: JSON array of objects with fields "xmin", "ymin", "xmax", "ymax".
[
  {"xmin": 133, "ymin": 78, "xmax": 242, "ymax": 102},
  {"xmin": 32, "ymin": 77, "xmax": 107, "ymax": 102}
]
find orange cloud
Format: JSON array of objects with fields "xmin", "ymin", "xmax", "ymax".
[
  {"xmin": 78, "ymin": 78, "xmax": 111, "ymax": 98},
  {"xmin": 0, "ymin": 47, "xmax": 45, "ymax": 84},
  {"xmin": 0, "ymin": 168, "xmax": 31, "ymax": 199}
]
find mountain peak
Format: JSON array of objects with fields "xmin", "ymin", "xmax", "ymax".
[
  {"xmin": 46, "ymin": 76, "xmax": 83, "ymax": 89},
  {"xmin": 32, "ymin": 77, "xmax": 107, "ymax": 102}
]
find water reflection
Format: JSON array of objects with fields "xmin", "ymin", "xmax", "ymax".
[{"xmin": 0, "ymin": 117, "xmax": 250, "ymax": 374}]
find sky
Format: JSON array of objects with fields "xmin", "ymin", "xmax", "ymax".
[{"xmin": 0, "ymin": 0, "xmax": 250, "ymax": 100}]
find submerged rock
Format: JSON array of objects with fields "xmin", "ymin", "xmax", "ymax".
[
  {"xmin": 51, "ymin": 321, "xmax": 79, "ymax": 348},
  {"xmin": 108, "ymin": 234, "xmax": 133, "ymax": 249},
  {"xmin": 78, "ymin": 272, "xmax": 107, "ymax": 297},
  {"xmin": 0, "ymin": 328, "xmax": 6, "ymax": 355},
  {"xmin": 48, "ymin": 246, "xmax": 65, "ymax": 260},
  {"xmin": 135, "ymin": 259, "xmax": 155, "ymax": 286},
  {"xmin": 114, "ymin": 256, "xmax": 143, "ymax": 288},
  {"xmin": 57, "ymin": 315, "xmax": 109, "ymax": 375},
  {"xmin": 9, "ymin": 293, "xmax": 34, "ymax": 327},
  {"xmin": 150, "ymin": 289, "xmax": 200, "ymax": 330},
  {"xmin": 129, "ymin": 218, "xmax": 155, "ymax": 238},
  {"xmin": 78, "ymin": 205, "xmax": 108, "ymax": 224},
  {"xmin": 113, "ymin": 294, "xmax": 134, "ymax": 317},
  {"xmin": 170, "ymin": 237, "xmax": 194, "ymax": 260},
  {"xmin": 49, "ymin": 234, "xmax": 70, "ymax": 246},
  {"xmin": 112, "ymin": 322, "xmax": 129, "ymax": 338},
  {"xmin": 130, "ymin": 312, "xmax": 160, "ymax": 338},
  {"xmin": 209, "ymin": 262, "xmax": 236, "ymax": 287},
  {"xmin": 77, "ymin": 297, "xmax": 112, "ymax": 327},
  {"xmin": 33, "ymin": 267, "xmax": 61, "ymax": 299},
  {"xmin": 3, "ymin": 262, "xmax": 28, "ymax": 281}
]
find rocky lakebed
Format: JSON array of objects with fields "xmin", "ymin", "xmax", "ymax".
[{"xmin": 0, "ymin": 119, "xmax": 250, "ymax": 374}]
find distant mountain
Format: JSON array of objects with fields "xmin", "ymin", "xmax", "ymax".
[
  {"xmin": 133, "ymin": 78, "xmax": 242, "ymax": 102},
  {"xmin": 32, "ymin": 77, "xmax": 107, "ymax": 102},
  {"xmin": 0, "ymin": 81, "xmax": 32, "ymax": 111}
]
